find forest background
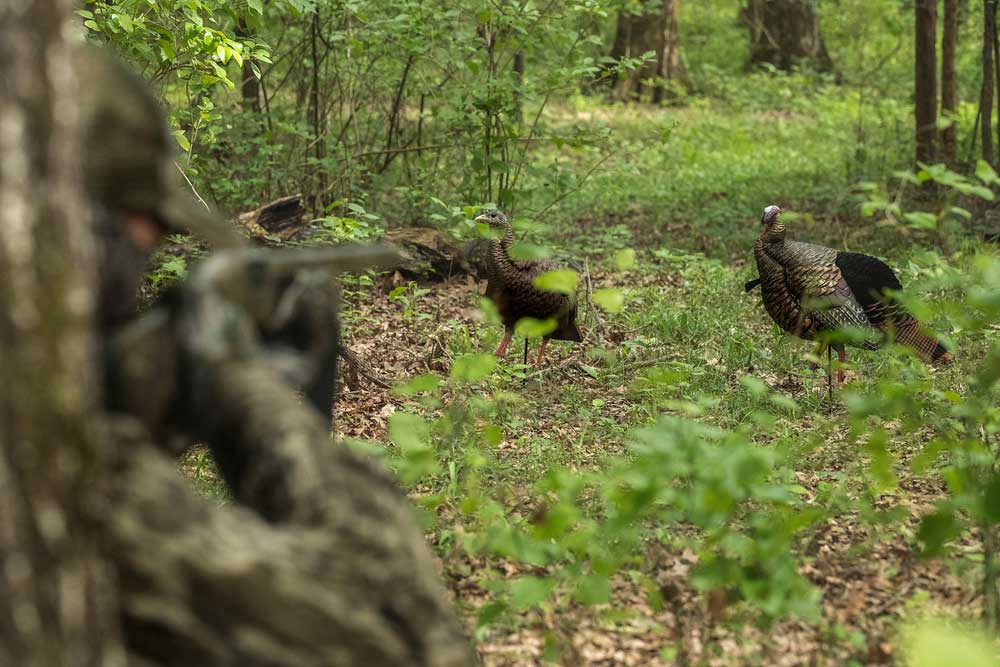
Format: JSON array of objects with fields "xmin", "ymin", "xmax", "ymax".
[{"xmin": 74, "ymin": 0, "xmax": 1000, "ymax": 665}]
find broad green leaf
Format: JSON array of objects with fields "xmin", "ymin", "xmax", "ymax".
[
  {"xmin": 509, "ymin": 576, "xmax": 556, "ymax": 610},
  {"xmin": 481, "ymin": 424, "xmax": 503, "ymax": 447},
  {"xmin": 739, "ymin": 375, "xmax": 768, "ymax": 397},
  {"xmin": 614, "ymin": 248, "xmax": 636, "ymax": 270},
  {"xmin": 859, "ymin": 201, "xmax": 882, "ymax": 218},
  {"xmin": 903, "ymin": 212, "xmax": 937, "ymax": 230},
  {"xmin": 388, "ymin": 412, "xmax": 437, "ymax": 483},
  {"xmin": 509, "ymin": 243, "xmax": 551, "ymax": 261},
  {"xmin": 173, "ymin": 130, "xmax": 191, "ymax": 152},
  {"xmin": 393, "ymin": 374, "xmax": 441, "ymax": 396},
  {"xmin": 947, "ymin": 206, "xmax": 971, "ymax": 220},
  {"xmin": 573, "ymin": 574, "xmax": 612, "ymax": 605},
  {"xmin": 975, "ymin": 159, "xmax": 1000, "ymax": 185},
  {"xmin": 970, "ymin": 185, "xmax": 995, "ymax": 201},
  {"xmin": 904, "ymin": 620, "xmax": 996, "ymax": 667},
  {"xmin": 116, "ymin": 13, "xmax": 134, "ymax": 32},
  {"xmin": 981, "ymin": 475, "xmax": 1000, "ymax": 523},
  {"xmin": 388, "ymin": 412, "xmax": 428, "ymax": 453},
  {"xmin": 450, "ymin": 353, "xmax": 495, "ymax": 382},
  {"xmin": 916, "ymin": 509, "xmax": 962, "ymax": 557},
  {"xmin": 476, "ymin": 601, "xmax": 507, "ymax": 628},
  {"xmin": 515, "ymin": 317, "xmax": 556, "ymax": 338},
  {"xmin": 534, "ymin": 269, "xmax": 577, "ymax": 295},
  {"xmin": 592, "ymin": 288, "xmax": 624, "ymax": 313}
]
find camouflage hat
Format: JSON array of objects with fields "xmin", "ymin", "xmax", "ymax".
[{"xmin": 78, "ymin": 47, "xmax": 241, "ymax": 249}]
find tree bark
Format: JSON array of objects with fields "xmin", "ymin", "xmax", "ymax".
[
  {"xmin": 609, "ymin": 0, "xmax": 688, "ymax": 102},
  {"xmin": 982, "ymin": 0, "xmax": 996, "ymax": 165},
  {"xmin": 941, "ymin": 0, "xmax": 959, "ymax": 164},
  {"xmin": 0, "ymin": 3, "xmax": 123, "ymax": 665},
  {"xmin": 915, "ymin": 0, "xmax": 938, "ymax": 163},
  {"xmin": 235, "ymin": 19, "xmax": 261, "ymax": 114},
  {"xmin": 741, "ymin": 0, "xmax": 833, "ymax": 72},
  {"xmin": 309, "ymin": 11, "xmax": 326, "ymax": 205}
]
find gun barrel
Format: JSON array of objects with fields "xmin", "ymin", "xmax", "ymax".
[{"xmin": 262, "ymin": 244, "xmax": 403, "ymax": 274}]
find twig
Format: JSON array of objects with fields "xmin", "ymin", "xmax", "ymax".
[
  {"xmin": 174, "ymin": 162, "xmax": 212, "ymax": 212},
  {"xmin": 339, "ymin": 345, "xmax": 391, "ymax": 389}
]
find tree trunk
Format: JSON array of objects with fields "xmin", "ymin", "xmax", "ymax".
[
  {"xmin": 609, "ymin": 0, "xmax": 688, "ymax": 102},
  {"xmin": 941, "ymin": 0, "xmax": 959, "ymax": 164},
  {"xmin": 741, "ymin": 0, "xmax": 833, "ymax": 72},
  {"xmin": 915, "ymin": 0, "xmax": 938, "ymax": 164},
  {"xmin": 982, "ymin": 0, "xmax": 996, "ymax": 165},
  {"xmin": 308, "ymin": 11, "xmax": 326, "ymax": 206},
  {"xmin": 0, "ymin": 3, "xmax": 123, "ymax": 665},
  {"xmin": 235, "ymin": 19, "xmax": 261, "ymax": 114}
]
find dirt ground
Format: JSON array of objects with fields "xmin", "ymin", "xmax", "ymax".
[{"xmin": 329, "ymin": 269, "xmax": 980, "ymax": 667}]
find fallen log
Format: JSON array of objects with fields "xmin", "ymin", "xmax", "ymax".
[
  {"xmin": 385, "ymin": 226, "xmax": 489, "ymax": 281},
  {"xmin": 238, "ymin": 194, "xmax": 311, "ymax": 241}
]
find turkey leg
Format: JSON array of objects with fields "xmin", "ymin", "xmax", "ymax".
[
  {"xmin": 536, "ymin": 338, "xmax": 550, "ymax": 364},
  {"xmin": 496, "ymin": 330, "xmax": 513, "ymax": 356},
  {"xmin": 826, "ymin": 345, "xmax": 833, "ymax": 405}
]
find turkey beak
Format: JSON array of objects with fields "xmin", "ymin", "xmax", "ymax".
[{"xmin": 474, "ymin": 214, "xmax": 488, "ymax": 223}]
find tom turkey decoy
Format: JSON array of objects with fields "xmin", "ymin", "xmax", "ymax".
[
  {"xmin": 475, "ymin": 209, "xmax": 581, "ymax": 363},
  {"xmin": 749, "ymin": 205, "xmax": 952, "ymax": 383}
]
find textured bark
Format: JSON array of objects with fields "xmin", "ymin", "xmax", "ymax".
[
  {"xmin": 982, "ymin": 0, "xmax": 996, "ymax": 165},
  {"xmin": 741, "ymin": 0, "xmax": 833, "ymax": 72},
  {"xmin": 941, "ymin": 0, "xmax": 960, "ymax": 163},
  {"xmin": 609, "ymin": 0, "xmax": 688, "ymax": 102},
  {"xmin": 0, "ymin": 3, "xmax": 123, "ymax": 665},
  {"xmin": 915, "ymin": 0, "xmax": 938, "ymax": 163},
  {"xmin": 238, "ymin": 193, "xmax": 310, "ymax": 240}
]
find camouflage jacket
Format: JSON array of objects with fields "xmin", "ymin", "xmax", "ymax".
[{"xmin": 102, "ymin": 251, "xmax": 476, "ymax": 666}]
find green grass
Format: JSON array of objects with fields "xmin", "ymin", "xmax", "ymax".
[
  {"xmin": 168, "ymin": 76, "xmax": 1000, "ymax": 664},
  {"xmin": 509, "ymin": 73, "xmax": 913, "ymax": 262}
]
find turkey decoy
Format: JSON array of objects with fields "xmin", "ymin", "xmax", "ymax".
[
  {"xmin": 748, "ymin": 205, "xmax": 952, "ymax": 384},
  {"xmin": 475, "ymin": 209, "xmax": 581, "ymax": 363}
]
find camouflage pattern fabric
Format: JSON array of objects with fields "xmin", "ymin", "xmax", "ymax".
[{"xmin": 80, "ymin": 46, "xmax": 475, "ymax": 666}]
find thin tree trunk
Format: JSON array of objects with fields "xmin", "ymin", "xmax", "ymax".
[
  {"xmin": 982, "ymin": 0, "xmax": 996, "ymax": 165},
  {"xmin": 0, "ymin": 3, "xmax": 122, "ymax": 664},
  {"xmin": 380, "ymin": 54, "xmax": 415, "ymax": 174},
  {"xmin": 941, "ymin": 0, "xmax": 959, "ymax": 164},
  {"xmin": 915, "ymin": 0, "xmax": 938, "ymax": 163},
  {"xmin": 513, "ymin": 49, "xmax": 525, "ymax": 122},
  {"xmin": 309, "ymin": 11, "xmax": 326, "ymax": 206},
  {"xmin": 236, "ymin": 19, "xmax": 261, "ymax": 115}
]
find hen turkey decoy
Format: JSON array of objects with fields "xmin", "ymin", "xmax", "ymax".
[
  {"xmin": 748, "ymin": 205, "xmax": 952, "ymax": 383},
  {"xmin": 475, "ymin": 209, "xmax": 581, "ymax": 363}
]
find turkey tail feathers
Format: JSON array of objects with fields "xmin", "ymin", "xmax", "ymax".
[{"xmin": 885, "ymin": 319, "xmax": 953, "ymax": 364}]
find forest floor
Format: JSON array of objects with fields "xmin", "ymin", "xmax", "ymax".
[
  {"xmin": 325, "ymin": 239, "xmax": 981, "ymax": 666},
  {"xmin": 178, "ymin": 91, "xmax": 999, "ymax": 665},
  {"xmin": 178, "ymin": 220, "xmax": 992, "ymax": 667}
]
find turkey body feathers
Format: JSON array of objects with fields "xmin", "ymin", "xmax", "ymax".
[
  {"xmin": 751, "ymin": 210, "xmax": 951, "ymax": 364},
  {"xmin": 482, "ymin": 214, "xmax": 581, "ymax": 343}
]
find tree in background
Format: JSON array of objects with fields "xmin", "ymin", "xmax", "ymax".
[
  {"xmin": 914, "ymin": 0, "xmax": 937, "ymax": 163},
  {"xmin": 0, "ymin": 2, "xmax": 122, "ymax": 664},
  {"xmin": 609, "ymin": 0, "xmax": 688, "ymax": 102},
  {"xmin": 740, "ymin": 0, "xmax": 833, "ymax": 72},
  {"xmin": 940, "ymin": 0, "xmax": 960, "ymax": 164},
  {"xmin": 980, "ymin": 0, "xmax": 997, "ymax": 165}
]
